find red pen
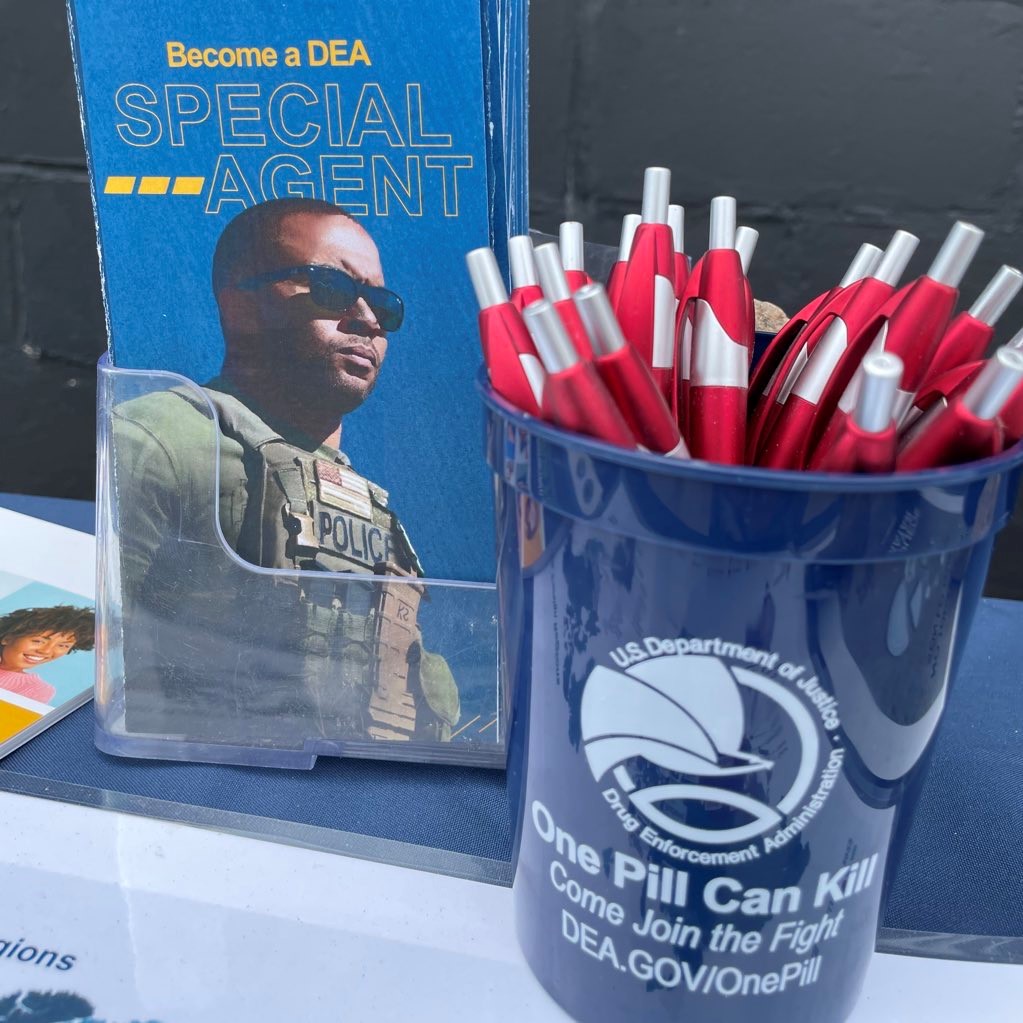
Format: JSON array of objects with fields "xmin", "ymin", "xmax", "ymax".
[
  {"xmin": 606, "ymin": 213, "xmax": 641, "ymax": 308},
  {"xmin": 896, "ymin": 346, "xmax": 1023, "ymax": 470},
  {"xmin": 466, "ymin": 247, "xmax": 544, "ymax": 416},
  {"xmin": 612, "ymin": 167, "xmax": 676, "ymax": 370},
  {"xmin": 735, "ymin": 226, "xmax": 759, "ymax": 357},
  {"xmin": 687, "ymin": 196, "xmax": 750, "ymax": 464},
  {"xmin": 904, "ymin": 359, "xmax": 983, "ymax": 429},
  {"xmin": 675, "ymin": 204, "xmax": 738, "ymax": 431},
  {"xmin": 668, "ymin": 204, "xmax": 690, "ymax": 299},
  {"xmin": 735, "ymin": 226, "xmax": 758, "ymax": 276},
  {"xmin": 995, "ymin": 327, "xmax": 1023, "ymax": 444},
  {"xmin": 574, "ymin": 283, "xmax": 689, "ymax": 458},
  {"xmin": 508, "ymin": 235, "xmax": 545, "ymax": 312},
  {"xmin": 832, "ymin": 220, "xmax": 985, "ymax": 439},
  {"xmin": 753, "ymin": 230, "xmax": 919, "ymax": 466},
  {"xmin": 534, "ymin": 241, "xmax": 595, "ymax": 360},
  {"xmin": 919, "ymin": 264, "xmax": 1022, "ymax": 388},
  {"xmin": 747, "ymin": 242, "xmax": 882, "ymax": 418},
  {"xmin": 908, "ymin": 324, "xmax": 1023, "ymax": 433},
  {"xmin": 674, "ymin": 246, "xmax": 705, "ymax": 427},
  {"xmin": 757, "ymin": 316, "xmax": 850, "ymax": 469},
  {"xmin": 809, "ymin": 353, "xmax": 902, "ymax": 473},
  {"xmin": 521, "ymin": 300, "xmax": 637, "ymax": 448},
  {"xmin": 560, "ymin": 221, "xmax": 593, "ymax": 292},
  {"xmin": 649, "ymin": 259, "xmax": 679, "ymax": 404}
]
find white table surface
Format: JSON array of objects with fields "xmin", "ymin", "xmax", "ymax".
[{"xmin": 0, "ymin": 789, "xmax": 1019, "ymax": 1022}]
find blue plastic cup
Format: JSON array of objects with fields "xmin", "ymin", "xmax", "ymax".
[{"xmin": 481, "ymin": 375, "xmax": 1023, "ymax": 1023}]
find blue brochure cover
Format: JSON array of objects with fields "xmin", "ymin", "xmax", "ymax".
[
  {"xmin": 67, "ymin": 1, "xmax": 525, "ymax": 766},
  {"xmin": 68, "ymin": 0, "xmax": 500, "ymax": 584}
]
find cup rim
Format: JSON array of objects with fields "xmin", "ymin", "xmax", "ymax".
[{"xmin": 477, "ymin": 367, "xmax": 1023, "ymax": 495}]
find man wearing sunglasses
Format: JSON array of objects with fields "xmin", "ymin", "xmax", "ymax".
[{"xmin": 112, "ymin": 197, "xmax": 459, "ymax": 748}]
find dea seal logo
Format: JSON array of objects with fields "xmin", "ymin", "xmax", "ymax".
[{"xmin": 581, "ymin": 653, "xmax": 823, "ymax": 846}]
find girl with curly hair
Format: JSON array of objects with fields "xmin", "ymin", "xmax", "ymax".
[{"xmin": 0, "ymin": 605, "xmax": 95, "ymax": 704}]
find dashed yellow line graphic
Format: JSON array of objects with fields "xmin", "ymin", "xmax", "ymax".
[
  {"xmin": 103, "ymin": 175, "xmax": 206, "ymax": 196},
  {"xmin": 172, "ymin": 177, "xmax": 205, "ymax": 195},
  {"xmin": 138, "ymin": 176, "xmax": 171, "ymax": 195},
  {"xmin": 103, "ymin": 176, "xmax": 136, "ymax": 195}
]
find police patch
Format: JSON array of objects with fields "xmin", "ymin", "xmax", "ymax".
[{"xmin": 315, "ymin": 459, "xmax": 373, "ymax": 519}]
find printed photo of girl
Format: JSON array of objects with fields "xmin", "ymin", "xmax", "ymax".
[{"xmin": 0, "ymin": 606, "xmax": 95, "ymax": 706}]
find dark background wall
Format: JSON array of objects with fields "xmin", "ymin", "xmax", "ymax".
[{"xmin": 2, "ymin": 0, "xmax": 1022, "ymax": 593}]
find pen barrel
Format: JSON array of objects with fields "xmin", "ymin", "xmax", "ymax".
[
  {"xmin": 675, "ymin": 296, "xmax": 696, "ymax": 426},
  {"xmin": 686, "ymin": 252, "xmax": 753, "ymax": 454},
  {"xmin": 553, "ymin": 298, "xmax": 595, "ymax": 361},
  {"xmin": 757, "ymin": 395, "xmax": 820, "ymax": 470},
  {"xmin": 605, "ymin": 261, "xmax": 627, "ymax": 307},
  {"xmin": 747, "ymin": 287, "xmax": 834, "ymax": 414},
  {"xmin": 612, "ymin": 223, "xmax": 676, "ymax": 366},
  {"xmin": 896, "ymin": 403, "xmax": 1003, "ymax": 471},
  {"xmin": 673, "ymin": 252, "xmax": 690, "ymax": 300},
  {"xmin": 564, "ymin": 269, "xmax": 593, "ymax": 293},
  {"xmin": 541, "ymin": 362, "xmax": 637, "ymax": 448},
  {"xmin": 755, "ymin": 314, "xmax": 857, "ymax": 465},
  {"xmin": 509, "ymin": 283, "xmax": 545, "ymax": 313},
  {"xmin": 919, "ymin": 313, "xmax": 993, "ymax": 390},
  {"xmin": 1000, "ymin": 386, "xmax": 1023, "ymax": 445},
  {"xmin": 595, "ymin": 346, "xmax": 686, "ymax": 455},
  {"xmin": 688, "ymin": 385, "xmax": 747, "ymax": 464},
  {"xmin": 692, "ymin": 247, "xmax": 750, "ymax": 348},
  {"xmin": 650, "ymin": 365, "xmax": 677, "ymax": 411},
  {"xmin": 905, "ymin": 360, "xmax": 982, "ymax": 431},
  {"xmin": 747, "ymin": 321, "xmax": 814, "ymax": 461},
  {"xmin": 743, "ymin": 276, "xmax": 756, "ymax": 358},
  {"xmin": 873, "ymin": 278, "xmax": 958, "ymax": 392},
  {"xmin": 780, "ymin": 276, "xmax": 897, "ymax": 424},
  {"xmin": 810, "ymin": 421, "xmax": 897, "ymax": 473},
  {"xmin": 478, "ymin": 306, "xmax": 544, "ymax": 416}
]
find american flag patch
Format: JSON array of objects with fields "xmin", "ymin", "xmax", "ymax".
[{"xmin": 314, "ymin": 460, "xmax": 373, "ymax": 519}]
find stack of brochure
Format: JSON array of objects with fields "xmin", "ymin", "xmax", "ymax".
[{"xmin": 67, "ymin": 0, "xmax": 527, "ymax": 768}]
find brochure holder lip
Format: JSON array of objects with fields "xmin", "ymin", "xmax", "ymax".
[{"xmin": 95, "ymin": 355, "xmax": 504, "ymax": 770}]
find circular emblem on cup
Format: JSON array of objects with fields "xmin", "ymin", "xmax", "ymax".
[{"xmin": 581, "ymin": 653, "xmax": 822, "ymax": 846}]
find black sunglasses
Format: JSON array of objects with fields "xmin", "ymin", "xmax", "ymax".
[{"xmin": 235, "ymin": 264, "xmax": 404, "ymax": 332}]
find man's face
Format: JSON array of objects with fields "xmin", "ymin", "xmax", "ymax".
[
  {"xmin": 1, "ymin": 631, "xmax": 76, "ymax": 672},
  {"xmin": 224, "ymin": 212, "xmax": 390, "ymax": 413}
]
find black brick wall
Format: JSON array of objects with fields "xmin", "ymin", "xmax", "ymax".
[
  {"xmin": 1, "ymin": 1, "xmax": 105, "ymax": 500},
  {"xmin": 2, "ymin": 1, "xmax": 1022, "ymax": 593}
]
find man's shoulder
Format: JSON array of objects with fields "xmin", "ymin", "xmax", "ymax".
[
  {"xmin": 111, "ymin": 386, "xmax": 245, "ymax": 483},
  {"xmin": 113, "ymin": 387, "xmax": 217, "ymax": 440}
]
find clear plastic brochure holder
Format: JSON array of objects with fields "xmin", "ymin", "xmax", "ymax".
[{"xmin": 94, "ymin": 356, "xmax": 503, "ymax": 769}]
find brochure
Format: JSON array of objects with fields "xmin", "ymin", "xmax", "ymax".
[
  {"xmin": 67, "ymin": 0, "xmax": 525, "ymax": 764},
  {"xmin": 0, "ymin": 510, "xmax": 95, "ymax": 758}
]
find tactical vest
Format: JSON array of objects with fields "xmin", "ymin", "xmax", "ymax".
[{"xmin": 179, "ymin": 387, "xmax": 447, "ymax": 743}]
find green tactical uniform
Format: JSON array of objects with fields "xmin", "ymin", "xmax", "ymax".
[{"xmin": 110, "ymin": 377, "xmax": 460, "ymax": 747}]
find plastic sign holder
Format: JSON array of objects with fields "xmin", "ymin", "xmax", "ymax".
[{"xmin": 94, "ymin": 357, "xmax": 504, "ymax": 769}]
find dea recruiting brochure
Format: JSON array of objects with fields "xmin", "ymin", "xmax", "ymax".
[{"xmin": 68, "ymin": 0, "xmax": 526, "ymax": 764}]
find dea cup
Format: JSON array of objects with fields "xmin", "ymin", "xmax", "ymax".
[{"xmin": 482, "ymin": 376, "xmax": 1023, "ymax": 1023}]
